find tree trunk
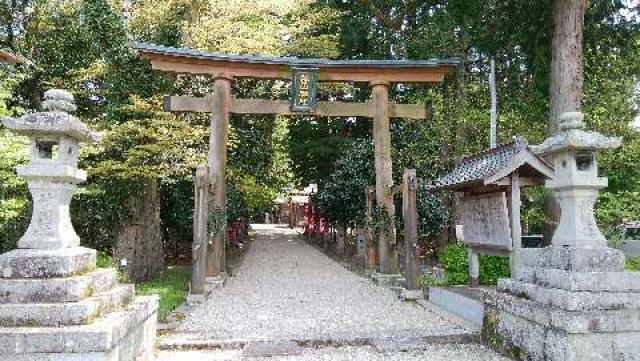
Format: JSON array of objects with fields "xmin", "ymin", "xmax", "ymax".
[
  {"xmin": 545, "ymin": 0, "xmax": 587, "ymax": 245},
  {"xmin": 114, "ymin": 179, "xmax": 164, "ymax": 283},
  {"xmin": 549, "ymin": 0, "xmax": 587, "ymax": 134}
]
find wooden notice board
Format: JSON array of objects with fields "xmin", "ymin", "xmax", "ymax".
[{"xmin": 460, "ymin": 192, "xmax": 512, "ymax": 251}]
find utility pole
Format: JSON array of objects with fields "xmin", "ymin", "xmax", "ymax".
[
  {"xmin": 489, "ymin": 58, "xmax": 497, "ymax": 148},
  {"xmin": 122, "ymin": 0, "xmax": 132, "ymax": 36}
]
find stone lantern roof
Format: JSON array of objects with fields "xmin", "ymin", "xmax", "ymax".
[
  {"xmin": 532, "ymin": 112, "xmax": 622, "ymax": 155},
  {"xmin": 1, "ymin": 89, "xmax": 100, "ymax": 142}
]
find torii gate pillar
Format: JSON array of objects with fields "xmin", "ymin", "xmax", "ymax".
[
  {"xmin": 207, "ymin": 75, "xmax": 232, "ymax": 278},
  {"xmin": 371, "ymin": 81, "xmax": 398, "ymax": 274}
]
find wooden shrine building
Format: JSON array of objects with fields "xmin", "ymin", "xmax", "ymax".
[{"xmin": 133, "ymin": 43, "xmax": 458, "ymax": 298}]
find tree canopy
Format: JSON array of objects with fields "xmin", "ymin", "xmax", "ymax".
[{"xmin": 0, "ymin": 0, "xmax": 638, "ymax": 255}]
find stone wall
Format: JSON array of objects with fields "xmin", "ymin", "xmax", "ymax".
[{"xmin": 114, "ymin": 178, "xmax": 164, "ymax": 282}]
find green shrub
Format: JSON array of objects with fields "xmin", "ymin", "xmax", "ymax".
[
  {"xmin": 627, "ymin": 257, "xmax": 640, "ymax": 272},
  {"xmin": 522, "ymin": 188, "xmax": 547, "ymax": 235},
  {"xmin": 312, "ymin": 139, "xmax": 374, "ymax": 228},
  {"xmin": 96, "ymin": 251, "xmax": 116, "ymax": 268},
  {"xmin": 480, "ymin": 254, "xmax": 511, "ymax": 285},
  {"xmin": 438, "ymin": 242, "xmax": 511, "ymax": 285},
  {"xmin": 0, "ymin": 199, "xmax": 30, "ymax": 253},
  {"xmin": 418, "ymin": 273, "xmax": 448, "ymax": 288},
  {"xmin": 439, "ymin": 242, "xmax": 469, "ymax": 285},
  {"xmin": 597, "ymin": 191, "xmax": 640, "ymax": 239},
  {"xmin": 0, "ymin": 128, "xmax": 29, "ymax": 253},
  {"xmin": 72, "ymin": 184, "xmax": 134, "ymax": 253},
  {"xmin": 417, "ymin": 189, "xmax": 449, "ymax": 242}
]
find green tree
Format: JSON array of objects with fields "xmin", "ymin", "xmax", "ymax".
[
  {"xmin": 313, "ymin": 139, "xmax": 375, "ymax": 228},
  {"xmin": 328, "ymin": 0, "xmax": 640, "ymax": 239},
  {"xmin": 0, "ymin": 63, "xmax": 29, "ymax": 252}
]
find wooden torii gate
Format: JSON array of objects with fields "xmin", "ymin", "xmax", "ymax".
[{"xmin": 134, "ymin": 43, "xmax": 457, "ymax": 297}]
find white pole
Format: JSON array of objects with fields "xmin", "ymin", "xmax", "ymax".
[
  {"xmin": 490, "ymin": 58, "xmax": 497, "ymax": 148},
  {"xmin": 122, "ymin": 0, "xmax": 132, "ymax": 33}
]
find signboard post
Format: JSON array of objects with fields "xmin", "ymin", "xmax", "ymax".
[{"xmin": 430, "ymin": 138, "xmax": 554, "ymax": 287}]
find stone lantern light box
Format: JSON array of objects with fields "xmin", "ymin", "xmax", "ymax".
[{"xmin": 1, "ymin": 88, "xmax": 100, "ymax": 250}]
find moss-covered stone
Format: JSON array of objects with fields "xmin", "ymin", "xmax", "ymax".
[{"xmin": 481, "ymin": 307, "xmax": 522, "ymax": 360}]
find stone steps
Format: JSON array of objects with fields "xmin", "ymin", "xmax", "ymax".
[
  {"xmin": 497, "ymin": 278, "xmax": 640, "ymax": 311},
  {"xmin": 0, "ymin": 268, "xmax": 117, "ymax": 303},
  {"xmin": 0, "ymin": 295, "xmax": 158, "ymax": 356},
  {"xmin": 0, "ymin": 284, "xmax": 134, "ymax": 326},
  {"xmin": 517, "ymin": 267, "xmax": 640, "ymax": 293},
  {"xmin": 497, "ymin": 279, "xmax": 640, "ymax": 311},
  {"xmin": 159, "ymin": 327, "xmax": 479, "ymax": 351},
  {"xmin": 484, "ymin": 288, "xmax": 640, "ymax": 334},
  {"xmin": 157, "ymin": 344, "xmax": 513, "ymax": 361},
  {"xmin": 0, "ymin": 247, "xmax": 96, "ymax": 279},
  {"xmin": 520, "ymin": 247, "xmax": 626, "ymax": 272}
]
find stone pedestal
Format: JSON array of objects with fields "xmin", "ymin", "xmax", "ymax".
[
  {"xmin": 205, "ymin": 273, "xmax": 227, "ymax": 292},
  {"xmin": 371, "ymin": 272, "xmax": 405, "ymax": 289},
  {"xmin": 483, "ymin": 247, "xmax": 640, "ymax": 360},
  {"xmin": 0, "ymin": 247, "xmax": 158, "ymax": 360}
]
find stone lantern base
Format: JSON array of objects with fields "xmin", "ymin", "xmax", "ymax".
[
  {"xmin": 0, "ymin": 247, "xmax": 158, "ymax": 361},
  {"xmin": 483, "ymin": 246, "xmax": 640, "ymax": 361}
]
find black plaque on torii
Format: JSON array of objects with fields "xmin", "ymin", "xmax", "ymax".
[{"xmin": 290, "ymin": 67, "xmax": 318, "ymax": 113}]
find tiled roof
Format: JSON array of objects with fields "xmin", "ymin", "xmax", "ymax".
[{"xmin": 431, "ymin": 137, "xmax": 530, "ymax": 190}]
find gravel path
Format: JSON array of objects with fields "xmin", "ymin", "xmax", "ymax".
[
  {"xmin": 159, "ymin": 225, "xmax": 507, "ymax": 360},
  {"xmin": 165, "ymin": 225, "xmax": 471, "ymax": 343}
]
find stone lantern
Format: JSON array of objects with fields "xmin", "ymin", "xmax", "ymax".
[
  {"xmin": 534, "ymin": 111, "xmax": 622, "ymax": 248},
  {"xmin": 0, "ymin": 89, "xmax": 157, "ymax": 361},
  {"xmin": 482, "ymin": 112, "xmax": 640, "ymax": 361},
  {"xmin": 2, "ymin": 89, "xmax": 99, "ymax": 250}
]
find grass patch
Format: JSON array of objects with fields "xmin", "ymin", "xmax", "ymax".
[
  {"xmin": 626, "ymin": 257, "xmax": 640, "ymax": 271},
  {"xmin": 96, "ymin": 251, "xmax": 115, "ymax": 268},
  {"xmin": 136, "ymin": 266, "xmax": 191, "ymax": 321}
]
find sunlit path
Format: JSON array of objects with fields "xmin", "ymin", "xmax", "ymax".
[{"xmin": 158, "ymin": 225, "xmax": 507, "ymax": 360}]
